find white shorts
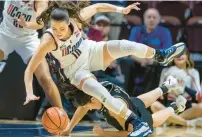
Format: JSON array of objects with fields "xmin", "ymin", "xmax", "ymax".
[
  {"xmin": 63, "ymin": 39, "xmax": 107, "ymax": 86},
  {"xmin": 0, "ymin": 24, "xmax": 39, "ymax": 64}
]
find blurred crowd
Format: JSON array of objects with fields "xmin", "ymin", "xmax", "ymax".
[{"xmin": 1, "ymin": 0, "xmax": 202, "ymax": 126}]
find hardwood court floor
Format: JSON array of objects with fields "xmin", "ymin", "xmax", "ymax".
[{"xmin": 0, "ymin": 120, "xmax": 201, "ymax": 137}]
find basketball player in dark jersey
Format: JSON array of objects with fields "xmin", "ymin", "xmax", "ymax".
[{"xmin": 63, "ymin": 80, "xmax": 186, "ymax": 137}]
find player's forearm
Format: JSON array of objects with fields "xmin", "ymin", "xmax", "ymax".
[
  {"xmin": 80, "ymin": 3, "xmax": 123, "ymax": 20},
  {"xmin": 24, "ymin": 69, "xmax": 34, "ymax": 95},
  {"xmin": 94, "ymin": 3, "xmax": 123, "ymax": 13},
  {"xmin": 26, "ymin": 21, "xmax": 44, "ymax": 30},
  {"xmin": 24, "ymin": 57, "xmax": 44, "ymax": 94},
  {"xmin": 67, "ymin": 106, "xmax": 89, "ymax": 132},
  {"xmin": 102, "ymin": 130, "xmax": 128, "ymax": 137}
]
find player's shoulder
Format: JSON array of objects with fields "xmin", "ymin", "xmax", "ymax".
[{"xmin": 42, "ymin": 30, "xmax": 55, "ymax": 44}]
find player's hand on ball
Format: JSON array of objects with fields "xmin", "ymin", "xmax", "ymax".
[
  {"xmin": 23, "ymin": 93, "xmax": 40, "ymax": 105},
  {"xmin": 61, "ymin": 122, "xmax": 71, "ymax": 136},
  {"xmin": 61, "ymin": 129, "xmax": 71, "ymax": 136},
  {"xmin": 93, "ymin": 126, "xmax": 104, "ymax": 136},
  {"xmin": 122, "ymin": 2, "xmax": 140, "ymax": 14}
]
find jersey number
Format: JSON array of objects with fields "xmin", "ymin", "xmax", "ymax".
[{"xmin": 72, "ymin": 49, "xmax": 82, "ymax": 59}]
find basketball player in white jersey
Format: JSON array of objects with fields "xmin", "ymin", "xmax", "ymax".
[
  {"xmin": 0, "ymin": 0, "xmax": 63, "ymax": 109},
  {"xmin": 24, "ymin": 1, "xmax": 186, "ymax": 136}
]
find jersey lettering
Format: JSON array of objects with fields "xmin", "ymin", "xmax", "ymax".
[
  {"xmin": 60, "ymin": 38, "xmax": 83, "ymax": 57},
  {"xmin": 7, "ymin": 4, "xmax": 32, "ymax": 28}
]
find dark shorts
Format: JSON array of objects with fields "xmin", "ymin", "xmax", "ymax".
[
  {"xmin": 131, "ymin": 97, "xmax": 153, "ymax": 129},
  {"xmin": 167, "ymin": 100, "xmax": 192, "ymax": 110}
]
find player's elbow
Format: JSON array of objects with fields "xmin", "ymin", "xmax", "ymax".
[{"xmin": 93, "ymin": 3, "xmax": 107, "ymax": 12}]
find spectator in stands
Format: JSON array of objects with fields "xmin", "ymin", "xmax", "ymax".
[
  {"xmin": 129, "ymin": 8, "xmax": 172, "ymax": 49},
  {"xmin": 91, "ymin": 0, "xmax": 126, "ymax": 40},
  {"xmin": 129, "ymin": 8, "xmax": 172, "ymax": 65},
  {"xmin": 122, "ymin": 8, "xmax": 173, "ymax": 95},
  {"xmin": 88, "ymin": 15, "xmax": 110, "ymax": 41},
  {"xmin": 151, "ymin": 50, "xmax": 202, "ymax": 127}
]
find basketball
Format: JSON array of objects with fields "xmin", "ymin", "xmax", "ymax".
[{"xmin": 42, "ymin": 107, "xmax": 69, "ymax": 135}]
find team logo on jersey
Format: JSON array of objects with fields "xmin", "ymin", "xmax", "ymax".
[
  {"xmin": 7, "ymin": 4, "xmax": 32, "ymax": 28},
  {"xmin": 60, "ymin": 38, "xmax": 83, "ymax": 57},
  {"xmin": 60, "ymin": 43, "xmax": 67, "ymax": 57}
]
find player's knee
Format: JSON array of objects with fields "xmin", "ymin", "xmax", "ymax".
[
  {"xmin": 74, "ymin": 71, "xmax": 94, "ymax": 88},
  {"xmin": 0, "ymin": 49, "xmax": 4, "ymax": 61},
  {"xmin": 36, "ymin": 73, "xmax": 53, "ymax": 90},
  {"xmin": 151, "ymin": 102, "xmax": 161, "ymax": 112},
  {"xmin": 82, "ymin": 78, "xmax": 112, "ymax": 103}
]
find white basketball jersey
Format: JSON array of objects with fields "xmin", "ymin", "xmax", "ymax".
[
  {"xmin": 46, "ymin": 19, "xmax": 84, "ymax": 69},
  {"xmin": 1, "ymin": 0, "xmax": 36, "ymax": 36}
]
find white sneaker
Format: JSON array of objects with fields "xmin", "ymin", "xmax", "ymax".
[
  {"xmin": 170, "ymin": 95, "xmax": 187, "ymax": 114},
  {"xmin": 162, "ymin": 76, "xmax": 178, "ymax": 93},
  {"xmin": 164, "ymin": 75, "xmax": 185, "ymax": 95},
  {"xmin": 187, "ymin": 118, "xmax": 202, "ymax": 127}
]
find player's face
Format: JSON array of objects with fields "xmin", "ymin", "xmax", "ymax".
[
  {"xmin": 174, "ymin": 53, "xmax": 187, "ymax": 66},
  {"xmin": 84, "ymin": 98, "xmax": 102, "ymax": 110},
  {"xmin": 51, "ymin": 20, "xmax": 69, "ymax": 40},
  {"xmin": 144, "ymin": 10, "xmax": 160, "ymax": 30}
]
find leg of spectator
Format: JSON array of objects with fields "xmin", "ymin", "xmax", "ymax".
[
  {"xmin": 152, "ymin": 107, "xmax": 174, "ymax": 127},
  {"xmin": 179, "ymin": 103, "xmax": 202, "ymax": 120},
  {"xmin": 151, "ymin": 101, "xmax": 187, "ymax": 126}
]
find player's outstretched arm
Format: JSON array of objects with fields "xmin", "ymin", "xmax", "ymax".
[
  {"xmin": 24, "ymin": 34, "xmax": 56, "ymax": 105},
  {"xmin": 61, "ymin": 106, "xmax": 89, "ymax": 135},
  {"xmin": 80, "ymin": 2, "xmax": 140, "ymax": 21}
]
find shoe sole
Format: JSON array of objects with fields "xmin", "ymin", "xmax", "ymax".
[
  {"xmin": 164, "ymin": 42, "xmax": 187, "ymax": 66},
  {"xmin": 129, "ymin": 126, "xmax": 152, "ymax": 137},
  {"xmin": 143, "ymin": 129, "xmax": 152, "ymax": 136}
]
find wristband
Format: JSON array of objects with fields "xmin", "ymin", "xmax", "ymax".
[{"xmin": 116, "ymin": 7, "xmax": 123, "ymax": 13}]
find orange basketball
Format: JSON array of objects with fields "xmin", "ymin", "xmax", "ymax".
[{"xmin": 42, "ymin": 107, "xmax": 69, "ymax": 135}]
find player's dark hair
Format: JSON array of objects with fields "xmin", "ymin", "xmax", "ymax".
[
  {"xmin": 75, "ymin": 91, "xmax": 92, "ymax": 106},
  {"xmin": 37, "ymin": 1, "xmax": 90, "ymax": 28},
  {"xmin": 50, "ymin": 8, "xmax": 70, "ymax": 23}
]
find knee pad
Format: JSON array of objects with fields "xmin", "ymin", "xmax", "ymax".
[
  {"xmin": 72, "ymin": 71, "xmax": 94, "ymax": 86},
  {"xmin": 107, "ymin": 40, "xmax": 148, "ymax": 58}
]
